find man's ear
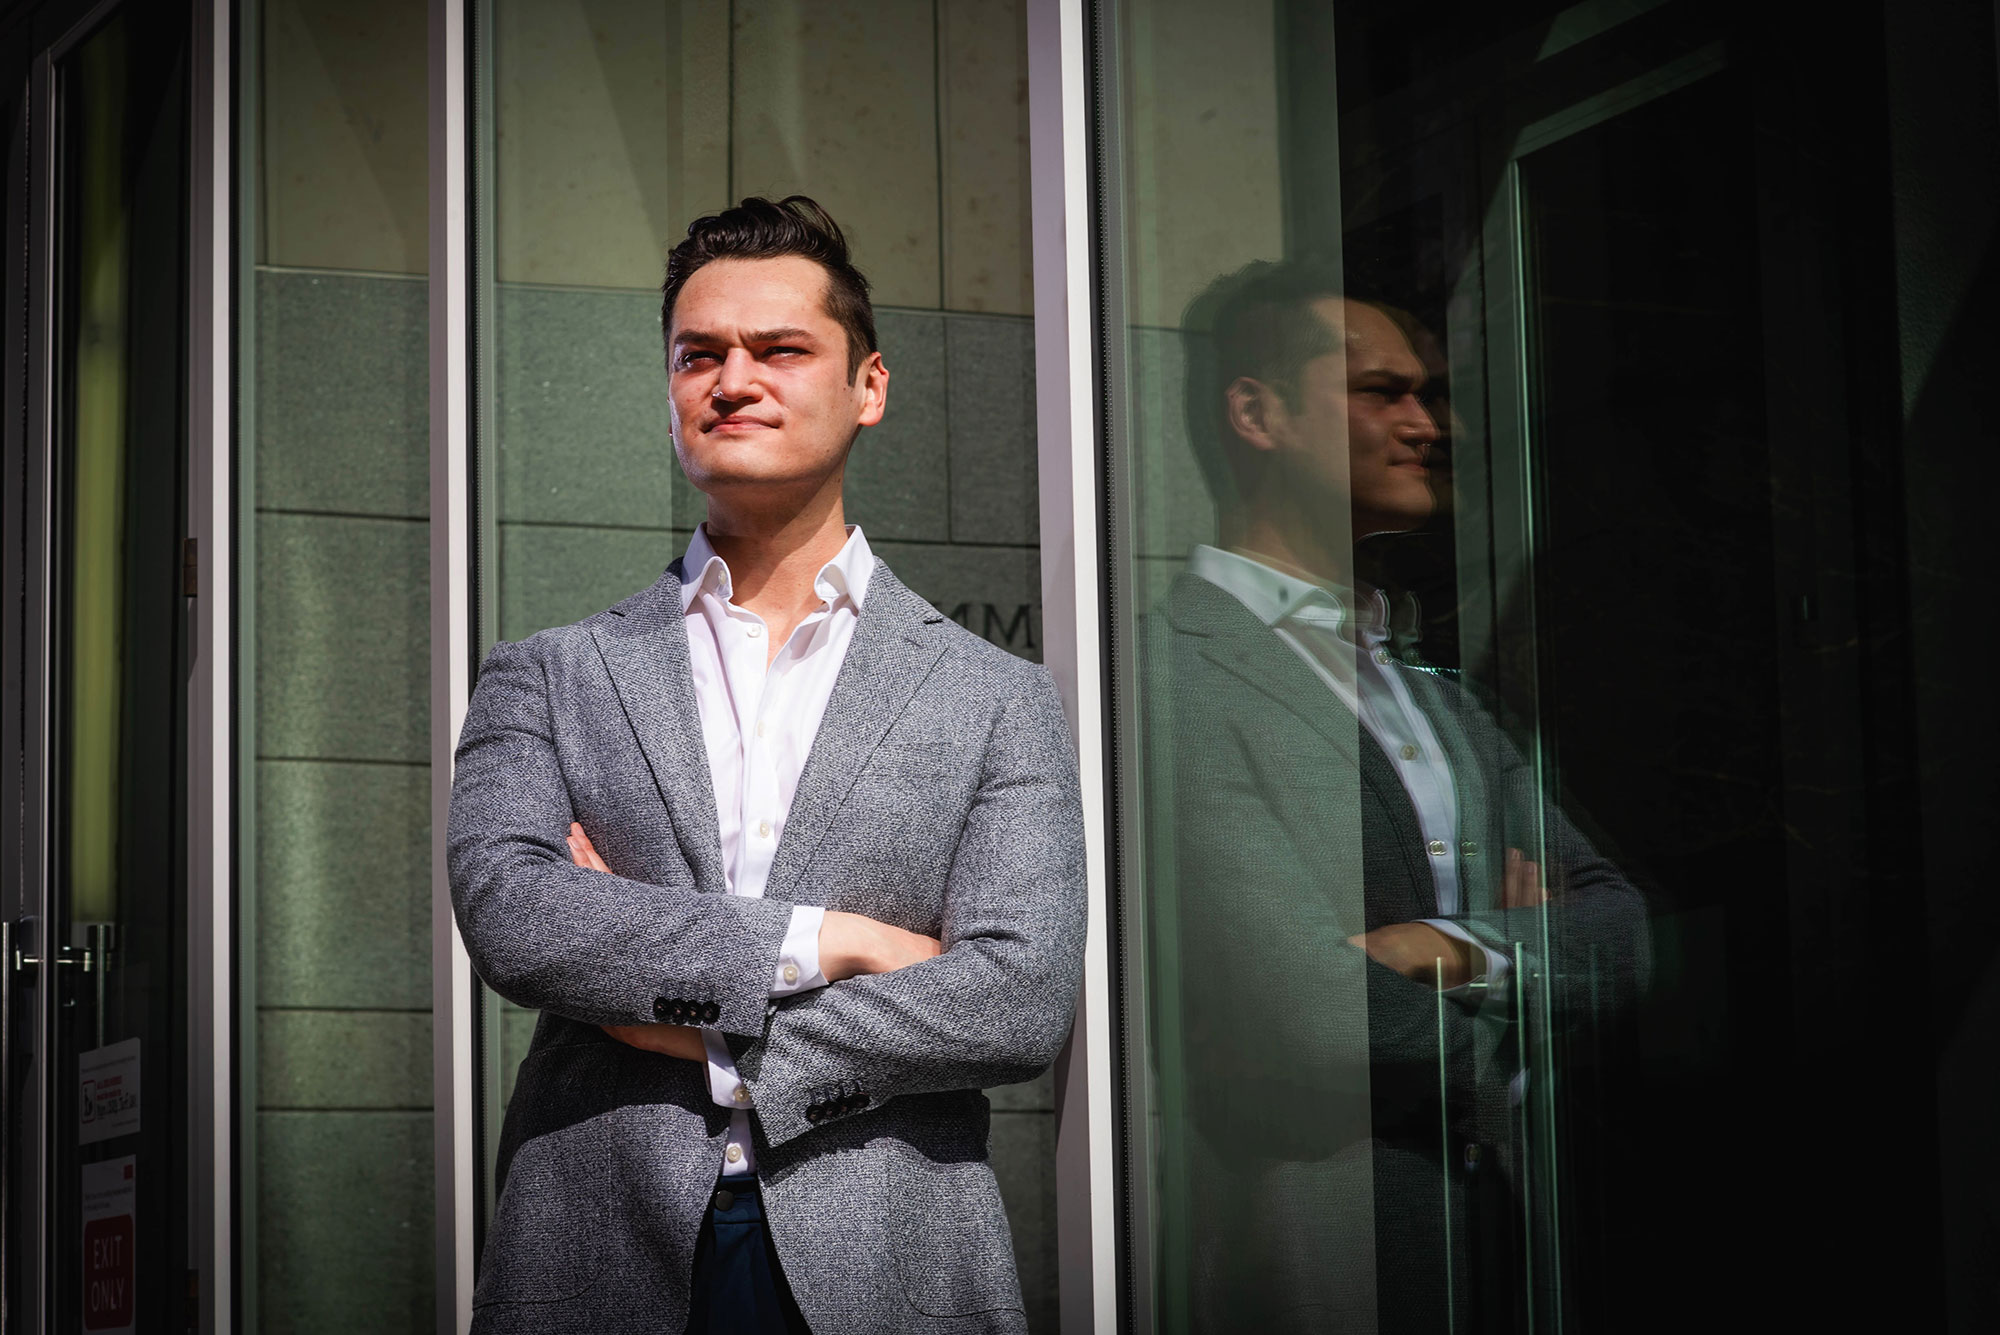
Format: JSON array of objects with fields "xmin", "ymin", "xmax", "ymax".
[
  {"xmin": 1226, "ymin": 376, "xmax": 1284, "ymax": 452},
  {"xmin": 855, "ymin": 350, "xmax": 889, "ymax": 429}
]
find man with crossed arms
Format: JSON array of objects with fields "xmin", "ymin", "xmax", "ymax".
[{"xmin": 449, "ymin": 196, "xmax": 1085, "ymax": 1334}]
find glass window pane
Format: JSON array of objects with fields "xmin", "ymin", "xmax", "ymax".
[
  {"xmin": 1099, "ymin": 1, "xmax": 1996, "ymax": 1329},
  {"xmin": 246, "ymin": 0, "xmax": 434, "ymax": 1329}
]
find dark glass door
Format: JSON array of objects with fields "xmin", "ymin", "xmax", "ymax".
[
  {"xmin": 1100, "ymin": 0, "xmax": 1989, "ymax": 1330},
  {"xmin": 3, "ymin": 1, "xmax": 191, "ymax": 1330}
]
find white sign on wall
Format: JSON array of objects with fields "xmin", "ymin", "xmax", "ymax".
[{"xmin": 78, "ymin": 1038, "xmax": 140, "ymax": 1145}]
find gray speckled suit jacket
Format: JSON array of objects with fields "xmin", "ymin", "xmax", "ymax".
[{"xmin": 447, "ymin": 557, "xmax": 1087, "ymax": 1334}]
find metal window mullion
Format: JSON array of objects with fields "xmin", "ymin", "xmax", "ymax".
[
  {"xmin": 185, "ymin": 0, "xmax": 235, "ymax": 1328},
  {"xmin": 429, "ymin": 0, "xmax": 478, "ymax": 1330},
  {"xmin": 1027, "ymin": 1, "xmax": 1118, "ymax": 1331}
]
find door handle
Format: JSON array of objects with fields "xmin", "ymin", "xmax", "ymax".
[
  {"xmin": 9, "ymin": 920, "xmax": 116, "ymax": 1045},
  {"xmin": 11, "ymin": 941, "xmax": 89, "ymax": 971}
]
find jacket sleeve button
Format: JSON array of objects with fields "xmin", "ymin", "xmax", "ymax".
[
  {"xmin": 703, "ymin": 1002, "xmax": 721, "ymax": 1024},
  {"xmin": 652, "ymin": 998, "xmax": 670, "ymax": 1021}
]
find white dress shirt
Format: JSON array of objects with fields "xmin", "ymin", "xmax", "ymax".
[
  {"xmin": 680, "ymin": 522, "xmax": 875, "ymax": 1176},
  {"xmin": 1188, "ymin": 546, "xmax": 1511, "ymax": 993}
]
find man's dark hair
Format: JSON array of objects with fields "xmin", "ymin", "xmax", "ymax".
[
  {"xmin": 1181, "ymin": 257, "xmax": 1352, "ymax": 509},
  {"xmin": 661, "ymin": 195, "xmax": 878, "ymax": 381}
]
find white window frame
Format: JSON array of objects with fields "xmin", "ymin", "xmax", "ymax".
[
  {"xmin": 1025, "ymin": 2, "xmax": 1120, "ymax": 1332},
  {"xmin": 188, "ymin": 0, "xmax": 235, "ymax": 1327},
  {"xmin": 428, "ymin": 0, "xmax": 480, "ymax": 1329}
]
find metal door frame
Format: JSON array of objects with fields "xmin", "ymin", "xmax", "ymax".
[
  {"xmin": 1437, "ymin": 36, "xmax": 1734, "ymax": 1335},
  {"xmin": 0, "ymin": 0, "xmax": 235, "ymax": 1328},
  {"xmin": 5, "ymin": 25, "xmax": 64, "ymax": 1332}
]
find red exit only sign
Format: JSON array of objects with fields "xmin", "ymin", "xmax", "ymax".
[
  {"xmin": 81, "ymin": 1157, "xmax": 136, "ymax": 1333},
  {"xmin": 83, "ymin": 1214, "xmax": 133, "ymax": 1327}
]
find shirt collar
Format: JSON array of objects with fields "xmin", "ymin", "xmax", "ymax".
[
  {"xmin": 1187, "ymin": 544, "xmax": 1390, "ymax": 642},
  {"xmin": 679, "ymin": 523, "xmax": 875, "ymax": 614}
]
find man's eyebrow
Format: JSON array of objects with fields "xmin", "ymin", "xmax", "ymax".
[
  {"xmin": 671, "ymin": 326, "xmax": 818, "ymax": 348},
  {"xmin": 1353, "ymin": 365, "xmax": 1426, "ymax": 392}
]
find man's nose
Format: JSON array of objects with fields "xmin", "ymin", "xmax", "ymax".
[
  {"xmin": 1396, "ymin": 395, "xmax": 1439, "ymax": 444},
  {"xmin": 713, "ymin": 347, "xmax": 760, "ymax": 401}
]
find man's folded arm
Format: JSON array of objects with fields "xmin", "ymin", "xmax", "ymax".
[
  {"xmin": 1442, "ymin": 754, "xmax": 1653, "ymax": 1023},
  {"xmin": 1425, "ymin": 674, "xmax": 1654, "ymax": 1014},
  {"xmin": 1172, "ymin": 741, "xmax": 1478, "ymax": 1105},
  {"xmin": 446, "ymin": 636, "xmax": 792, "ymax": 1036},
  {"xmin": 737, "ymin": 671, "xmax": 1089, "ymax": 1148}
]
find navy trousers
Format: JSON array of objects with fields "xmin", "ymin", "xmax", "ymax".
[{"xmin": 683, "ymin": 1176, "xmax": 813, "ymax": 1335}]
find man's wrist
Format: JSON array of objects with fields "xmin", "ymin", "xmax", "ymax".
[
  {"xmin": 600, "ymin": 1022, "xmax": 707, "ymax": 1061},
  {"xmin": 816, "ymin": 909, "xmax": 942, "ymax": 981},
  {"xmin": 818, "ymin": 910, "xmax": 861, "ymax": 982},
  {"xmin": 1349, "ymin": 921, "xmax": 1480, "ymax": 989},
  {"xmin": 1438, "ymin": 932, "xmax": 1477, "ymax": 989}
]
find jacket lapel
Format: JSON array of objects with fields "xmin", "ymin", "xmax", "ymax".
[
  {"xmin": 1358, "ymin": 730, "xmax": 1439, "ymax": 916},
  {"xmin": 1165, "ymin": 573, "xmax": 1363, "ymax": 767},
  {"xmin": 589, "ymin": 561, "xmax": 730, "ymax": 896},
  {"xmin": 1166, "ymin": 572, "xmax": 1440, "ymax": 908},
  {"xmin": 761, "ymin": 563, "xmax": 951, "ymax": 907}
]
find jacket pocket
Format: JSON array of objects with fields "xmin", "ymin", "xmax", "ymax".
[
  {"xmin": 473, "ymin": 1054, "xmax": 610, "ymax": 1307},
  {"xmin": 888, "ymin": 1142, "xmax": 1025, "ymax": 1320}
]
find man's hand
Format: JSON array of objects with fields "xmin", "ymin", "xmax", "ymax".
[
  {"xmin": 567, "ymin": 823, "xmax": 706, "ymax": 1061},
  {"xmin": 818, "ymin": 910, "xmax": 942, "ymax": 982},
  {"xmin": 567, "ymin": 821, "xmax": 612, "ymax": 874},
  {"xmin": 1347, "ymin": 922, "xmax": 1479, "ymax": 989},
  {"xmin": 1502, "ymin": 847, "xmax": 1549, "ymax": 909}
]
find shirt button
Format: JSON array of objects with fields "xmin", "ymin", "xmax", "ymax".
[
  {"xmin": 757, "ymin": 820, "xmax": 772, "ymax": 839},
  {"xmin": 1399, "ymin": 744, "xmax": 1418, "ymax": 760},
  {"xmin": 781, "ymin": 962, "xmax": 800, "ymax": 985},
  {"xmin": 732, "ymin": 1084, "xmax": 750, "ymax": 1105},
  {"xmin": 756, "ymin": 719, "xmax": 767, "ymax": 739},
  {"xmin": 725, "ymin": 1144, "xmax": 743, "ymax": 1164},
  {"xmin": 1428, "ymin": 839, "xmax": 1449, "ymax": 856},
  {"xmin": 745, "ymin": 623, "xmax": 763, "ymax": 639},
  {"xmin": 1376, "ymin": 649, "xmax": 1394, "ymax": 665}
]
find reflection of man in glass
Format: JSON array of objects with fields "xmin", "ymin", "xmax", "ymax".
[{"xmin": 1152, "ymin": 261, "xmax": 1648, "ymax": 1332}]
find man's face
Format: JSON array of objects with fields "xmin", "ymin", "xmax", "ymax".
[
  {"xmin": 667, "ymin": 255, "xmax": 887, "ymax": 506},
  {"xmin": 1242, "ymin": 297, "xmax": 1438, "ymax": 538}
]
